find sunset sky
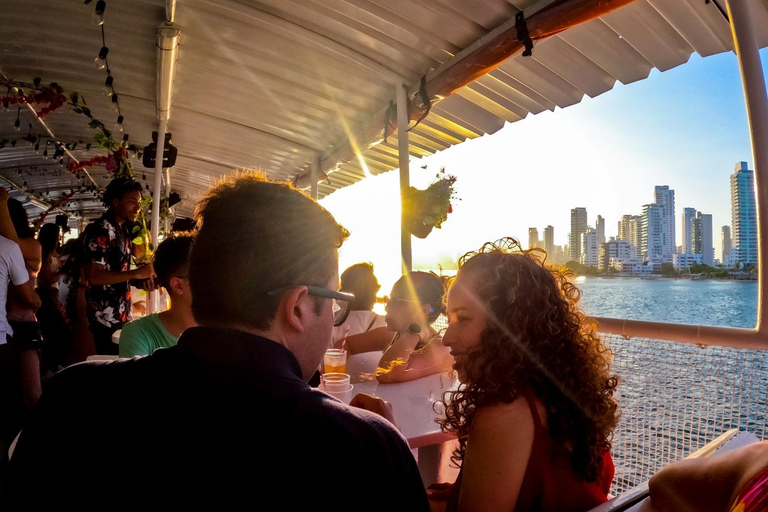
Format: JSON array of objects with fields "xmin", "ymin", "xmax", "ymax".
[{"xmin": 321, "ymin": 48, "xmax": 768, "ymax": 293}]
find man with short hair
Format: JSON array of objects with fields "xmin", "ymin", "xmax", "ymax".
[
  {"xmin": 4, "ymin": 173, "xmax": 429, "ymax": 510},
  {"xmin": 83, "ymin": 177, "xmax": 154, "ymax": 355},
  {"xmin": 118, "ymin": 233, "xmax": 196, "ymax": 357}
]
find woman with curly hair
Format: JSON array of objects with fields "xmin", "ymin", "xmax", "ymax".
[{"xmin": 434, "ymin": 238, "xmax": 619, "ymax": 512}]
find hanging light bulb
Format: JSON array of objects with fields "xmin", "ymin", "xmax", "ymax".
[
  {"xmin": 92, "ymin": 0, "xmax": 106, "ymax": 25},
  {"xmin": 34, "ymin": 142, "xmax": 40, "ymax": 153},
  {"xmin": 111, "ymin": 93, "xmax": 120, "ymax": 112},
  {"xmin": 93, "ymin": 46, "xmax": 109, "ymax": 69},
  {"xmin": 114, "ymin": 115, "xmax": 124, "ymax": 133},
  {"xmin": 102, "ymin": 75, "xmax": 114, "ymax": 96}
]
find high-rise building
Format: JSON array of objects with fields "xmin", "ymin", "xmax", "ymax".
[
  {"xmin": 655, "ymin": 185, "xmax": 676, "ymax": 257},
  {"xmin": 680, "ymin": 207, "xmax": 696, "ymax": 254},
  {"xmin": 528, "ymin": 227, "xmax": 539, "ymax": 250},
  {"xmin": 581, "ymin": 228, "xmax": 599, "ymax": 267},
  {"xmin": 722, "ymin": 226, "xmax": 732, "ymax": 267},
  {"xmin": 599, "ymin": 239, "xmax": 633, "ymax": 271},
  {"xmin": 628, "ymin": 216, "xmax": 642, "ymax": 257},
  {"xmin": 731, "ymin": 162, "xmax": 757, "ymax": 266},
  {"xmin": 641, "ymin": 203, "xmax": 664, "ymax": 260},
  {"xmin": 692, "ymin": 211, "xmax": 714, "ymax": 266},
  {"xmin": 618, "ymin": 215, "xmax": 632, "ymax": 241},
  {"xmin": 596, "ymin": 215, "xmax": 606, "ymax": 245},
  {"xmin": 543, "ymin": 225, "xmax": 554, "ymax": 257},
  {"xmin": 569, "ymin": 207, "xmax": 588, "ymax": 262}
]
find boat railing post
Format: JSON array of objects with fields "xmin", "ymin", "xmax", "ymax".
[
  {"xmin": 396, "ymin": 82, "xmax": 412, "ymax": 274},
  {"xmin": 726, "ymin": 0, "xmax": 768, "ymax": 336}
]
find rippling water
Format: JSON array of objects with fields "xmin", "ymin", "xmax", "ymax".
[
  {"xmin": 573, "ymin": 277, "xmax": 763, "ymax": 493},
  {"xmin": 575, "ymin": 277, "xmax": 758, "ymax": 329}
]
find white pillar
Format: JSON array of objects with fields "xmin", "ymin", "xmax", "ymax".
[
  {"xmin": 727, "ymin": 0, "xmax": 768, "ymax": 333},
  {"xmin": 148, "ymin": 119, "xmax": 168, "ymax": 313},
  {"xmin": 396, "ymin": 83, "xmax": 412, "ymax": 274},
  {"xmin": 310, "ymin": 153, "xmax": 319, "ymax": 200},
  {"xmin": 163, "ymin": 167, "xmax": 171, "ymax": 234}
]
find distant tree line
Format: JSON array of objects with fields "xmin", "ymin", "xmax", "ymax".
[{"xmin": 563, "ymin": 260, "xmax": 757, "ymax": 279}]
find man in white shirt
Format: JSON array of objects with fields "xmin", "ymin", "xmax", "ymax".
[{"xmin": 0, "ymin": 233, "xmax": 43, "ymax": 455}]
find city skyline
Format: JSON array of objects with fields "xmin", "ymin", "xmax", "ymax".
[{"xmin": 526, "ymin": 164, "xmax": 756, "ymax": 269}]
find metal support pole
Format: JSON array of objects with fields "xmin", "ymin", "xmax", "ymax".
[
  {"xmin": 148, "ymin": 118, "xmax": 168, "ymax": 313},
  {"xmin": 396, "ymin": 83, "xmax": 412, "ymax": 274},
  {"xmin": 310, "ymin": 153, "xmax": 319, "ymax": 200},
  {"xmin": 164, "ymin": 167, "xmax": 171, "ymax": 235},
  {"xmin": 727, "ymin": 0, "xmax": 768, "ymax": 333}
]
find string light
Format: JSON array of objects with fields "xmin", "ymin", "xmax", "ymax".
[
  {"xmin": 110, "ymin": 93, "xmax": 120, "ymax": 112},
  {"xmin": 93, "ymin": 46, "xmax": 109, "ymax": 69},
  {"xmin": 13, "ymin": 108, "xmax": 21, "ymax": 131},
  {"xmin": 102, "ymin": 75, "xmax": 114, "ymax": 96},
  {"xmin": 92, "ymin": 0, "xmax": 106, "ymax": 26},
  {"xmin": 115, "ymin": 115, "xmax": 124, "ymax": 132}
]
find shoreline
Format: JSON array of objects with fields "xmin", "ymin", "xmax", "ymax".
[{"xmin": 576, "ymin": 274, "xmax": 757, "ymax": 281}]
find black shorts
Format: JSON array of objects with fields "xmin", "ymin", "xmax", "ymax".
[{"xmin": 8, "ymin": 321, "xmax": 44, "ymax": 352}]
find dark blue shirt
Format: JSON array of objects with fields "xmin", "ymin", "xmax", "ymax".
[{"xmin": 4, "ymin": 327, "xmax": 430, "ymax": 510}]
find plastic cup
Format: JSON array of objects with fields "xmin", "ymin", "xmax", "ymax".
[
  {"xmin": 319, "ymin": 374, "xmax": 354, "ymax": 404},
  {"xmin": 321, "ymin": 372, "xmax": 351, "ymax": 391},
  {"xmin": 324, "ymin": 349, "xmax": 347, "ymax": 374}
]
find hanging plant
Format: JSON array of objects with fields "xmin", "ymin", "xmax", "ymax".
[
  {"xmin": 1, "ymin": 82, "xmax": 67, "ymax": 118},
  {"xmin": 1, "ymin": 77, "xmax": 151, "ymax": 257},
  {"xmin": 402, "ymin": 167, "xmax": 458, "ymax": 239}
]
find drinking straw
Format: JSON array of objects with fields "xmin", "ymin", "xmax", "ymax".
[{"xmin": 340, "ymin": 326, "xmax": 350, "ymax": 352}]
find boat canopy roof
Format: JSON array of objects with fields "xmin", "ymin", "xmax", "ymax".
[{"xmin": 1, "ymin": 0, "xmax": 768, "ymax": 220}]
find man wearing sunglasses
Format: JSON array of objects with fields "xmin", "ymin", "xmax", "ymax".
[{"xmin": 4, "ymin": 172, "xmax": 429, "ymax": 511}]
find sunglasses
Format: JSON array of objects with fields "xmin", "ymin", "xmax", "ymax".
[{"xmin": 267, "ymin": 285, "xmax": 355, "ymax": 327}]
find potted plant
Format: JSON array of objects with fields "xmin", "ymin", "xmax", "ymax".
[{"xmin": 402, "ymin": 168, "xmax": 458, "ymax": 239}]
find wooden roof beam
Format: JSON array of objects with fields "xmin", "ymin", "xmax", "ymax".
[{"xmin": 295, "ymin": 0, "xmax": 638, "ymax": 190}]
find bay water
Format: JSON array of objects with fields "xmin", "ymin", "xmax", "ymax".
[{"xmin": 575, "ymin": 276, "xmax": 758, "ymax": 329}]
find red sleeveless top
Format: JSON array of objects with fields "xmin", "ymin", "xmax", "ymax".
[{"xmin": 446, "ymin": 393, "xmax": 614, "ymax": 512}]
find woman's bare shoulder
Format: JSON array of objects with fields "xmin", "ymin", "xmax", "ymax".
[{"xmin": 471, "ymin": 397, "xmax": 535, "ymax": 433}]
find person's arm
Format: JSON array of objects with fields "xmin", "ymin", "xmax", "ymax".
[
  {"xmin": 337, "ymin": 326, "xmax": 393, "ymax": 354},
  {"xmin": 83, "ymin": 223, "xmax": 153, "ymax": 286},
  {"xmin": 0, "ymin": 187, "xmax": 19, "ymax": 243},
  {"xmin": 646, "ymin": 441, "xmax": 768, "ymax": 512},
  {"xmin": 88, "ymin": 261, "xmax": 153, "ymax": 286},
  {"xmin": 376, "ymin": 331, "xmax": 453, "ymax": 383},
  {"xmin": 455, "ymin": 399, "xmax": 535, "ymax": 512},
  {"xmin": 20, "ymin": 238, "xmax": 42, "ymax": 276},
  {"xmin": 6, "ymin": 241, "xmax": 40, "ymax": 310},
  {"xmin": 12, "ymin": 280, "xmax": 41, "ymax": 310}
]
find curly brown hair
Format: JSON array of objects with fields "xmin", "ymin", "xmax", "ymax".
[{"xmin": 438, "ymin": 238, "xmax": 619, "ymax": 482}]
